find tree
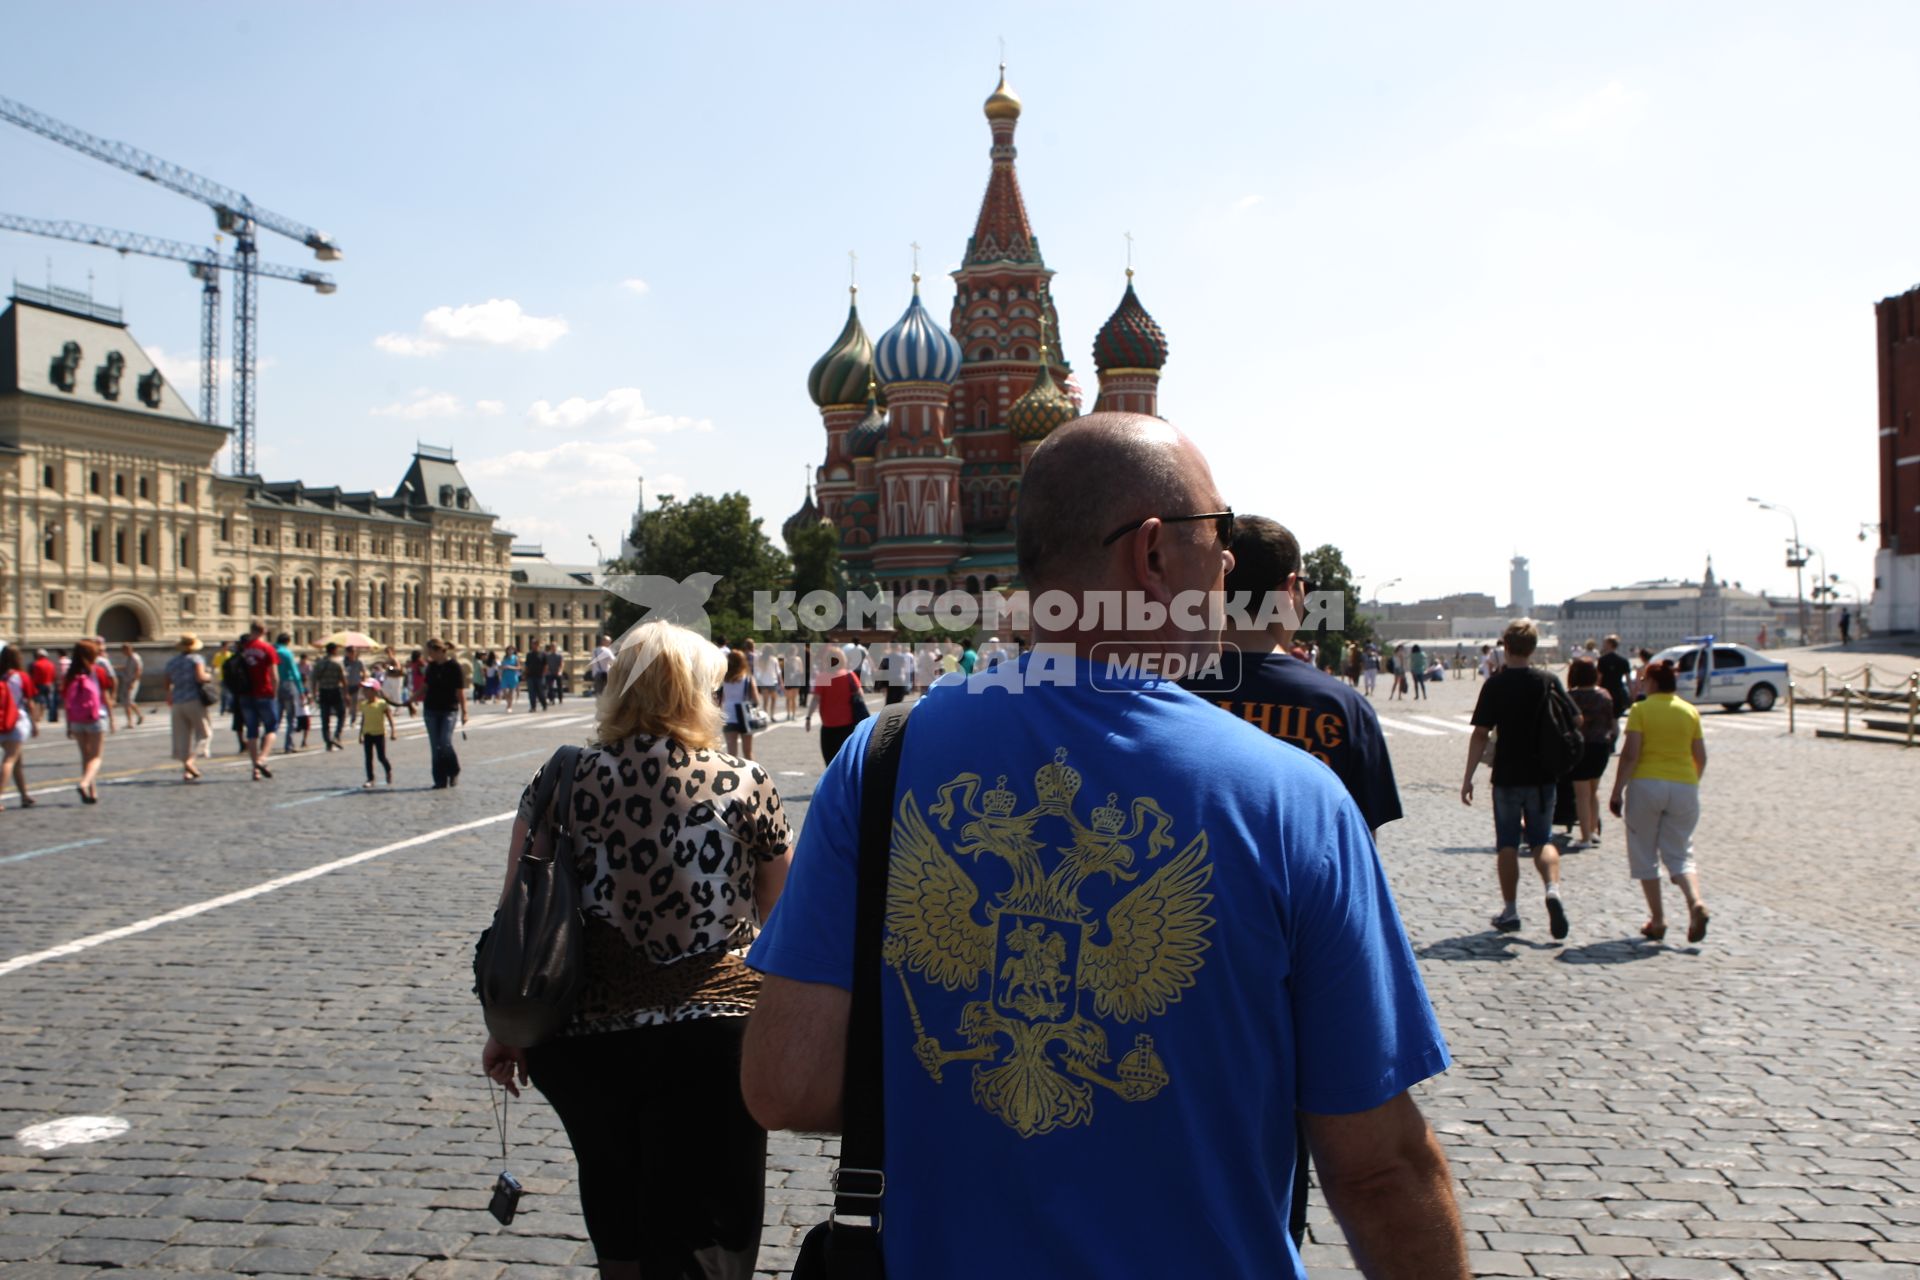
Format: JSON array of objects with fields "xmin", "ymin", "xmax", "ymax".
[
  {"xmin": 608, "ymin": 492, "xmax": 789, "ymax": 641},
  {"xmin": 785, "ymin": 519, "xmax": 844, "ymax": 640},
  {"xmin": 1301, "ymin": 543, "xmax": 1373, "ymax": 656}
]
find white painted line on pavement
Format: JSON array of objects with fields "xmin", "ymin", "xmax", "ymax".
[
  {"xmin": 476, "ymin": 747, "xmax": 552, "ymax": 766},
  {"xmin": 1407, "ymin": 715, "xmax": 1475, "ymax": 734},
  {"xmin": 1377, "ymin": 718, "xmax": 1445, "ymax": 737},
  {"xmin": 272, "ymin": 787, "xmax": 365, "ymax": 810},
  {"xmin": 0, "ymin": 810, "xmax": 514, "ymax": 979},
  {"xmin": 0, "ymin": 838, "xmax": 107, "ymax": 866}
]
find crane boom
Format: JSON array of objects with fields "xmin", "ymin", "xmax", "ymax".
[
  {"xmin": 1, "ymin": 96, "xmax": 345, "ymax": 472},
  {"xmin": 0, "ymin": 95, "xmax": 341, "ymax": 260},
  {"xmin": 0, "ymin": 214, "xmax": 338, "ymax": 288},
  {"xmin": 0, "ymin": 214, "xmax": 337, "ymax": 429}
]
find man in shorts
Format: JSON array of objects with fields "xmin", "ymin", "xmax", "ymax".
[
  {"xmin": 1462, "ymin": 618, "xmax": 1580, "ymax": 937},
  {"xmin": 238, "ymin": 623, "xmax": 280, "ymax": 775}
]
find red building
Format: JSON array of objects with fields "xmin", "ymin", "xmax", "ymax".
[
  {"xmin": 1873, "ymin": 285, "xmax": 1920, "ymax": 632},
  {"xmin": 790, "ymin": 69, "xmax": 1169, "ymax": 597}
]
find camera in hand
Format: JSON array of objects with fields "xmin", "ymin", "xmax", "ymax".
[{"xmin": 489, "ymin": 1171, "xmax": 524, "ymax": 1225}]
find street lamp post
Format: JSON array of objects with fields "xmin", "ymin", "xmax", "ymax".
[
  {"xmin": 1370, "ymin": 578, "xmax": 1401, "ymax": 608},
  {"xmin": 1749, "ymin": 498, "xmax": 1808, "ymax": 645}
]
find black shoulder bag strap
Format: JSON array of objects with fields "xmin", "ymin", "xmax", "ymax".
[{"xmin": 828, "ymin": 701, "xmax": 912, "ymax": 1271}]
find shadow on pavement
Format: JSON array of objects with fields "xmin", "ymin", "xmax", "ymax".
[
  {"xmin": 1415, "ymin": 932, "xmax": 1559, "ymax": 961},
  {"xmin": 1554, "ymin": 938, "xmax": 1668, "ymax": 965}
]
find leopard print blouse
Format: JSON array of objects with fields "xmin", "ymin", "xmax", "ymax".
[{"xmin": 516, "ymin": 734, "xmax": 792, "ymax": 1036}]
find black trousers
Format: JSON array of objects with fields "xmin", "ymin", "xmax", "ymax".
[
  {"xmin": 819, "ymin": 723, "xmax": 855, "ymax": 765},
  {"xmin": 318, "ymin": 689, "xmax": 346, "ymax": 746},
  {"xmin": 527, "ymin": 1017, "xmax": 765, "ymax": 1277},
  {"xmin": 362, "ymin": 734, "xmax": 390, "ymax": 781}
]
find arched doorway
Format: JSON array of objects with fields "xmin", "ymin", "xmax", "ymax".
[{"xmin": 97, "ymin": 604, "xmax": 146, "ymax": 643}]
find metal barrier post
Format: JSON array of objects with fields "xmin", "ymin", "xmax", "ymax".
[
  {"xmin": 1788, "ymin": 680, "xmax": 1796, "ymax": 735},
  {"xmin": 1842, "ymin": 686, "xmax": 1852, "ymax": 739},
  {"xmin": 1821, "ymin": 666, "xmax": 1829, "ymax": 700},
  {"xmin": 1865, "ymin": 667, "xmax": 1873, "ymax": 697},
  {"xmin": 1908, "ymin": 675, "xmax": 1917, "ymax": 749}
]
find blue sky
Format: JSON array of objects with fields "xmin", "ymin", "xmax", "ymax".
[{"xmin": 4, "ymin": 2, "xmax": 1910, "ymax": 610}]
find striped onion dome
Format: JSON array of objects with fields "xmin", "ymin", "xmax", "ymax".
[
  {"xmin": 1007, "ymin": 358, "xmax": 1076, "ymax": 442},
  {"xmin": 874, "ymin": 277, "xmax": 963, "ymax": 386},
  {"xmin": 807, "ymin": 288, "xmax": 879, "ymax": 407},
  {"xmin": 1092, "ymin": 273, "xmax": 1169, "ymax": 372},
  {"xmin": 845, "ymin": 391, "xmax": 890, "ymax": 458}
]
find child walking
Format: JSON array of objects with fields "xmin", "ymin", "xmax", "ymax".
[{"xmin": 359, "ymin": 681, "xmax": 398, "ymax": 788}]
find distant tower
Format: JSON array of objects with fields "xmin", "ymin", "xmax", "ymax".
[
  {"xmin": 1093, "ymin": 267, "xmax": 1169, "ymax": 416},
  {"xmin": 1510, "ymin": 555, "xmax": 1534, "ymax": 615},
  {"xmin": 1007, "ymin": 303, "xmax": 1076, "ymax": 463},
  {"xmin": 806, "ymin": 285, "xmax": 881, "ymax": 571},
  {"xmin": 621, "ymin": 475, "xmax": 645, "ymax": 559},
  {"xmin": 872, "ymin": 272, "xmax": 965, "ymax": 587}
]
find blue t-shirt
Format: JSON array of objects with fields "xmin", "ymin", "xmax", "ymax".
[
  {"xmin": 749, "ymin": 655, "xmax": 1449, "ymax": 1280},
  {"xmin": 275, "ymin": 645, "xmax": 304, "ymax": 694},
  {"xmin": 1181, "ymin": 650, "xmax": 1403, "ymax": 832}
]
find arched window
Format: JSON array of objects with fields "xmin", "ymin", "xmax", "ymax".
[
  {"xmin": 977, "ymin": 405, "xmax": 989, "ymax": 430},
  {"xmin": 966, "ymin": 575, "xmax": 980, "ymax": 594},
  {"xmin": 1013, "ymin": 346, "xmax": 1031, "ymax": 360}
]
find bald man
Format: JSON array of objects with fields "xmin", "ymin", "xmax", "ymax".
[{"xmin": 743, "ymin": 414, "xmax": 1466, "ymax": 1280}]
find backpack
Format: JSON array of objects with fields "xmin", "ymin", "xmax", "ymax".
[
  {"xmin": 66, "ymin": 673, "xmax": 103, "ymax": 723},
  {"xmin": 223, "ymin": 653, "xmax": 248, "ymax": 694},
  {"xmin": 1535, "ymin": 672, "xmax": 1584, "ymax": 778},
  {"xmin": 0, "ymin": 678, "xmax": 17, "ymax": 734}
]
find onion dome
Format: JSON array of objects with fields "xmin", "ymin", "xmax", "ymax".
[
  {"xmin": 781, "ymin": 483, "xmax": 822, "ymax": 547},
  {"xmin": 1093, "ymin": 272, "xmax": 1169, "ymax": 372},
  {"xmin": 1008, "ymin": 358, "xmax": 1075, "ymax": 443},
  {"xmin": 874, "ymin": 276, "xmax": 963, "ymax": 386},
  {"xmin": 807, "ymin": 287, "xmax": 879, "ymax": 407},
  {"xmin": 845, "ymin": 385, "xmax": 889, "ymax": 458},
  {"xmin": 984, "ymin": 65, "xmax": 1022, "ymax": 122}
]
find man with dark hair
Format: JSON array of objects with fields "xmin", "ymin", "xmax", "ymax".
[
  {"xmin": 1597, "ymin": 635, "xmax": 1632, "ymax": 720},
  {"xmin": 238, "ymin": 622, "xmax": 279, "ymax": 777},
  {"xmin": 273, "ymin": 632, "xmax": 305, "ymax": 755},
  {"xmin": 312, "ymin": 642, "xmax": 347, "ymax": 751},
  {"xmin": 1181, "ymin": 513, "xmax": 1403, "ymax": 1248},
  {"xmin": 522, "ymin": 643, "xmax": 547, "ymax": 712},
  {"xmin": 743, "ymin": 413, "xmax": 1467, "ymax": 1280},
  {"xmin": 1462, "ymin": 618, "xmax": 1581, "ymax": 936}
]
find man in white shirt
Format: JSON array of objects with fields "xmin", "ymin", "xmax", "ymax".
[{"xmin": 588, "ymin": 634, "xmax": 616, "ymax": 695}]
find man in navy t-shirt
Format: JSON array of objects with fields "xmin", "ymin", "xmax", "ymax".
[
  {"xmin": 743, "ymin": 414, "xmax": 1466, "ymax": 1280},
  {"xmin": 1181, "ymin": 515, "xmax": 1401, "ymax": 834}
]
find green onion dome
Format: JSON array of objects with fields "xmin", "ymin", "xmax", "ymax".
[
  {"xmin": 1007, "ymin": 359, "xmax": 1076, "ymax": 442},
  {"xmin": 807, "ymin": 288, "xmax": 880, "ymax": 407}
]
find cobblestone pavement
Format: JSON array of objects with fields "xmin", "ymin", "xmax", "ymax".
[{"xmin": 1, "ymin": 676, "xmax": 1916, "ymax": 1278}]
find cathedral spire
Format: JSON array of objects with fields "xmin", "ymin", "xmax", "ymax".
[{"xmin": 965, "ymin": 64, "xmax": 1041, "ymax": 268}]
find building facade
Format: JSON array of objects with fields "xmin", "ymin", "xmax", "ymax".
[
  {"xmin": 1559, "ymin": 562, "xmax": 1776, "ymax": 653},
  {"xmin": 0, "ymin": 287, "xmax": 601, "ymax": 680},
  {"xmin": 1872, "ymin": 284, "xmax": 1920, "ymax": 633},
  {"xmin": 792, "ymin": 69, "xmax": 1171, "ymax": 593}
]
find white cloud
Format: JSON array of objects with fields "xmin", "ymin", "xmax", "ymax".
[
  {"xmin": 475, "ymin": 399, "xmax": 506, "ymax": 416},
  {"xmin": 374, "ymin": 298, "xmax": 568, "ymax": 356},
  {"xmin": 374, "ymin": 332, "xmax": 446, "ymax": 357},
  {"xmin": 526, "ymin": 386, "xmax": 709, "ymax": 436},
  {"xmin": 621, "ymin": 277, "xmax": 651, "ymax": 295},
  {"xmin": 1231, "ymin": 194, "xmax": 1265, "ymax": 213},
  {"xmin": 371, "ymin": 389, "xmax": 465, "ymax": 420}
]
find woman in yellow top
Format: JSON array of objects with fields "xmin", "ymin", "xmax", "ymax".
[{"xmin": 1608, "ymin": 658, "xmax": 1710, "ymax": 942}]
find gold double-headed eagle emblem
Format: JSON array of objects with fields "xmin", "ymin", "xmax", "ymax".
[{"xmin": 882, "ymin": 747, "xmax": 1217, "ymax": 1137}]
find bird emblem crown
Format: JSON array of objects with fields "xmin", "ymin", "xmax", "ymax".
[
  {"xmin": 1091, "ymin": 792, "xmax": 1125, "ymax": 835},
  {"xmin": 1033, "ymin": 747, "xmax": 1082, "ymax": 811},
  {"xmin": 981, "ymin": 774, "xmax": 1017, "ymax": 817}
]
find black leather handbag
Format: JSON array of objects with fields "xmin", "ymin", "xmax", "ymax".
[
  {"xmin": 791, "ymin": 704, "xmax": 910, "ymax": 1280},
  {"xmin": 477, "ymin": 745, "xmax": 585, "ymax": 1048}
]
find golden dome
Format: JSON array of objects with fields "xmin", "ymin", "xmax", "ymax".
[{"xmin": 984, "ymin": 65, "xmax": 1022, "ymax": 122}]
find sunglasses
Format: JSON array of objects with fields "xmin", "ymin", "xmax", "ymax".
[{"xmin": 1100, "ymin": 510, "xmax": 1235, "ymax": 548}]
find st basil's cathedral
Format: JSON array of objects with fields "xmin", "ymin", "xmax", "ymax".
[{"xmin": 782, "ymin": 67, "xmax": 1171, "ymax": 596}]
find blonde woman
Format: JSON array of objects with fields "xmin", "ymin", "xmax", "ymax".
[{"xmin": 482, "ymin": 621, "xmax": 793, "ymax": 1279}]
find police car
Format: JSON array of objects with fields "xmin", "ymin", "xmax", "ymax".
[{"xmin": 1650, "ymin": 640, "xmax": 1788, "ymax": 712}]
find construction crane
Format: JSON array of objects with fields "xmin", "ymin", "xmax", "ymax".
[
  {"xmin": 0, "ymin": 214, "xmax": 337, "ymax": 425},
  {"xmin": 0, "ymin": 95, "xmax": 342, "ymax": 475}
]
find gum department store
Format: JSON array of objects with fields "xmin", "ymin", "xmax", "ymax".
[{"xmin": 0, "ymin": 286, "xmax": 605, "ymax": 668}]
